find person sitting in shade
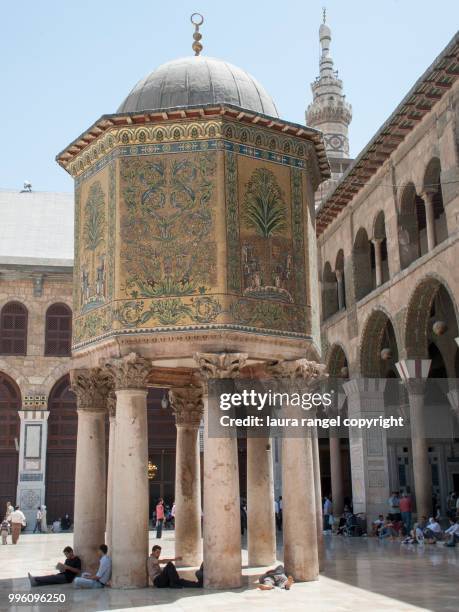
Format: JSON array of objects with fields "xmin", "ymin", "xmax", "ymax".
[
  {"xmin": 147, "ymin": 545, "xmax": 201, "ymax": 588},
  {"xmin": 257, "ymin": 565, "xmax": 294, "ymax": 590},
  {"xmin": 424, "ymin": 517, "xmax": 443, "ymax": 543},
  {"xmin": 73, "ymin": 544, "xmax": 111, "ymax": 588},
  {"xmin": 444, "ymin": 517, "xmax": 459, "ymax": 547},
  {"xmin": 28, "ymin": 546, "xmax": 81, "ymax": 586}
]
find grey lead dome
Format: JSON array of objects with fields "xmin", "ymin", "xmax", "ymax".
[{"xmin": 117, "ymin": 56, "xmax": 279, "ymax": 117}]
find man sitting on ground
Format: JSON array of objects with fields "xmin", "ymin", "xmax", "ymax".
[
  {"xmin": 73, "ymin": 544, "xmax": 111, "ymax": 588},
  {"xmin": 444, "ymin": 517, "xmax": 459, "ymax": 547},
  {"xmin": 371, "ymin": 515, "xmax": 385, "ymax": 537},
  {"xmin": 257, "ymin": 565, "xmax": 294, "ymax": 590},
  {"xmin": 424, "ymin": 517, "xmax": 443, "ymax": 543},
  {"xmin": 147, "ymin": 545, "xmax": 201, "ymax": 588},
  {"xmin": 29, "ymin": 546, "xmax": 81, "ymax": 586}
]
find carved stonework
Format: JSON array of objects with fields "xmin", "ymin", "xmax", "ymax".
[
  {"xmin": 70, "ymin": 368, "xmax": 112, "ymax": 412},
  {"xmin": 107, "ymin": 389, "xmax": 116, "ymax": 419},
  {"xmin": 194, "ymin": 352, "xmax": 248, "ymax": 380},
  {"xmin": 169, "ymin": 387, "xmax": 203, "ymax": 427},
  {"xmin": 266, "ymin": 358, "xmax": 327, "ymax": 382},
  {"xmin": 104, "ymin": 352, "xmax": 152, "ymax": 390}
]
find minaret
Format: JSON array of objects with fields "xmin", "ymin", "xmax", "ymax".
[{"xmin": 307, "ymin": 11, "xmax": 352, "ymax": 203}]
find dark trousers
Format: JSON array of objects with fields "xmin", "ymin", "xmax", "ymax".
[
  {"xmin": 33, "ymin": 520, "xmax": 42, "ymax": 534},
  {"xmin": 276, "ymin": 511, "xmax": 283, "ymax": 531},
  {"xmin": 156, "ymin": 519, "xmax": 163, "ymax": 539},
  {"xmin": 153, "ymin": 562, "xmax": 200, "ymax": 588},
  {"xmin": 34, "ymin": 573, "xmax": 68, "ymax": 586}
]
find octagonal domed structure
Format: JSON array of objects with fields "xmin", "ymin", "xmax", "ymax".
[{"xmin": 117, "ymin": 56, "xmax": 279, "ymax": 117}]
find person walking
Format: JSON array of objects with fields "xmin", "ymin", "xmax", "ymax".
[
  {"xmin": 388, "ymin": 492, "xmax": 401, "ymax": 521},
  {"xmin": 40, "ymin": 505, "xmax": 47, "ymax": 533},
  {"xmin": 10, "ymin": 506, "xmax": 26, "ymax": 544},
  {"xmin": 1, "ymin": 518, "xmax": 10, "ymax": 544},
  {"xmin": 399, "ymin": 493, "xmax": 412, "ymax": 534},
  {"xmin": 323, "ymin": 495, "xmax": 333, "ymax": 532},
  {"xmin": 156, "ymin": 498, "xmax": 165, "ymax": 539},
  {"xmin": 33, "ymin": 507, "xmax": 42, "ymax": 533},
  {"xmin": 5, "ymin": 501, "xmax": 14, "ymax": 523}
]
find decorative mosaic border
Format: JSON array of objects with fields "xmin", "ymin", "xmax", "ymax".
[
  {"xmin": 72, "ymin": 322, "xmax": 313, "ymax": 352},
  {"xmin": 75, "ymin": 139, "xmax": 307, "ymax": 186}
]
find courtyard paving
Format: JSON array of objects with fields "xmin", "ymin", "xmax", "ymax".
[{"xmin": 0, "ymin": 530, "xmax": 457, "ymax": 612}]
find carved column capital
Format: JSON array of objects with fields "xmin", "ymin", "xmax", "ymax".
[
  {"xmin": 103, "ymin": 352, "xmax": 152, "ymax": 390},
  {"xmin": 169, "ymin": 387, "xmax": 203, "ymax": 427},
  {"xmin": 266, "ymin": 358, "xmax": 327, "ymax": 383},
  {"xmin": 194, "ymin": 352, "xmax": 248, "ymax": 380},
  {"xmin": 396, "ymin": 359, "xmax": 431, "ymax": 394},
  {"xmin": 70, "ymin": 368, "xmax": 112, "ymax": 412}
]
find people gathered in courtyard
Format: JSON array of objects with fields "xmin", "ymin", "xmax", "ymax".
[{"xmin": 28, "ymin": 546, "xmax": 81, "ymax": 586}]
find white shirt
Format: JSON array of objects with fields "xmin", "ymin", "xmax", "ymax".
[
  {"xmin": 428, "ymin": 521, "xmax": 442, "ymax": 533},
  {"xmin": 274, "ymin": 501, "xmax": 279, "ymax": 513},
  {"xmin": 323, "ymin": 499, "xmax": 333, "ymax": 515},
  {"xmin": 445, "ymin": 523, "xmax": 459, "ymax": 536},
  {"xmin": 36, "ymin": 510, "xmax": 42, "ymax": 520},
  {"xmin": 10, "ymin": 510, "xmax": 25, "ymax": 524}
]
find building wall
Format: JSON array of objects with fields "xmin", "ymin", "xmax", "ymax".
[{"xmin": 318, "ymin": 79, "xmax": 459, "ymax": 512}]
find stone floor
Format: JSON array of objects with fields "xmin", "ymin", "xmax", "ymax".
[{"xmin": 0, "ymin": 530, "xmax": 457, "ymax": 612}]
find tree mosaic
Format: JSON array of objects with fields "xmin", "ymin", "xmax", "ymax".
[
  {"xmin": 80, "ymin": 180, "xmax": 107, "ymax": 313},
  {"xmin": 120, "ymin": 153, "xmax": 217, "ymax": 299},
  {"xmin": 241, "ymin": 168, "xmax": 294, "ymax": 303}
]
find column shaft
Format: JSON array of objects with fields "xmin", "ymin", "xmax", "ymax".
[
  {"xmin": 73, "ymin": 410, "xmax": 106, "ymax": 568},
  {"xmin": 424, "ymin": 193, "xmax": 436, "ymax": 251},
  {"xmin": 175, "ymin": 424, "xmax": 202, "ymax": 566},
  {"xmin": 329, "ymin": 429, "xmax": 344, "ymax": 515},
  {"xmin": 372, "ymin": 239, "xmax": 383, "ymax": 287},
  {"xmin": 409, "ymin": 392, "xmax": 432, "ymax": 519},
  {"xmin": 312, "ymin": 428, "xmax": 324, "ymax": 571},
  {"xmin": 111, "ymin": 389, "xmax": 149, "ymax": 587},
  {"xmin": 203, "ymin": 394, "xmax": 241, "ymax": 588},
  {"xmin": 106, "ymin": 413, "xmax": 116, "ymax": 552},
  {"xmin": 282, "ymin": 434, "xmax": 318, "ymax": 581},
  {"xmin": 247, "ymin": 437, "xmax": 276, "ymax": 566}
]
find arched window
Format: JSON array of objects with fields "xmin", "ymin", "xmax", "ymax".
[
  {"xmin": 0, "ymin": 302, "xmax": 28, "ymax": 355},
  {"xmin": 45, "ymin": 304, "xmax": 72, "ymax": 357},
  {"xmin": 322, "ymin": 262, "xmax": 338, "ymax": 320},
  {"xmin": 353, "ymin": 228, "xmax": 372, "ymax": 301}
]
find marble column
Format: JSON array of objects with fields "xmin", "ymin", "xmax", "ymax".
[
  {"xmin": 343, "ymin": 378, "xmax": 389, "ymax": 532},
  {"xmin": 336, "ymin": 269, "xmax": 345, "ymax": 310},
  {"xmin": 194, "ymin": 352, "xmax": 247, "ymax": 589},
  {"xmin": 312, "ymin": 426, "xmax": 324, "ymax": 570},
  {"xmin": 247, "ymin": 437, "xmax": 276, "ymax": 566},
  {"xmin": 268, "ymin": 359, "xmax": 326, "ymax": 581},
  {"xmin": 71, "ymin": 369, "xmax": 111, "ymax": 569},
  {"xmin": 372, "ymin": 238, "xmax": 383, "ymax": 287},
  {"xmin": 329, "ymin": 429, "xmax": 344, "ymax": 516},
  {"xmin": 105, "ymin": 390, "xmax": 116, "ymax": 552},
  {"xmin": 169, "ymin": 386, "xmax": 203, "ymax": 567},
  {"xmin": 104, "ymin": 353, "xmax": 151, "ymax": 588},
  {"xmin": 396, "ymin": 359, "xmax": 432, "ymax": 519},
  {"xmin": 422, "ymin": 191, "xmax": 436, "ymax": 251}
]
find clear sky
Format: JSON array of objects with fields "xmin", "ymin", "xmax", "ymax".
[{"xmin": 0, "ymin": 0, "xmax": 457, "ymax": 193}]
